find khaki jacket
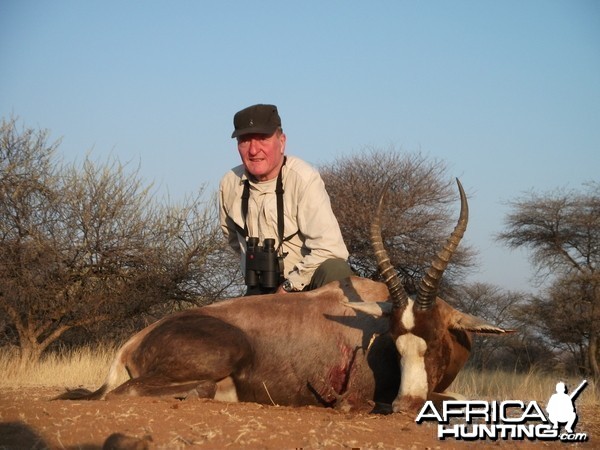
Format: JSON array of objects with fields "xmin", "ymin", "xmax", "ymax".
[{"xmin": 219, "ymin": 155, "xmax": 349, "ymax": 290}]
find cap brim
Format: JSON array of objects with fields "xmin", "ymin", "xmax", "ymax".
[{"xmin": 231, "ymin": 126, "xmax": 278, "ymax": 138}]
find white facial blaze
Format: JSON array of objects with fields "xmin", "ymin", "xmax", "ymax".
[
  {"xmin": 395, "ymin": 298, "xmax": 428, "ymax": 401},
  {"xmin": 401, "ymin": 298, "xmax": 416, "ymax": 329},
  {"xmin": 396, "ymin": 333, "xmax": 428, "ymax": 400}
]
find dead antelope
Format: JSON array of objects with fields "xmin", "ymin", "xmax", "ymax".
[{"xmin": 57, "ymin": 179, "xmax": 509, "ymax": 412}]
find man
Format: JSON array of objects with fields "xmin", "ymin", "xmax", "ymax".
[{"xmin": 219, "ymin": 104, "xmax": 353, "ymax": 295}]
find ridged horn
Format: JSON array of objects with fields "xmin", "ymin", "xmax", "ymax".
[
  {"xmin": 370, "ymin": 181, "xmax": 409, "ymax": 310},
  {"xmin": 416, "ymin": 178, "xmax": 468, "ymax": 311}
]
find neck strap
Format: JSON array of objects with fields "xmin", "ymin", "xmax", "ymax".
[{"xmin": 241, "ymin": 157, "xmax": 291, "ymax": 250}]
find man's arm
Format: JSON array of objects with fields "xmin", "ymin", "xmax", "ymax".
[
  {"xmin": 285, "ymin": 174, "xmax": 348, "ymax": 290},
  {"xmin": 219, "ymin": 179, "xmax": 242, "ymax": 254}
]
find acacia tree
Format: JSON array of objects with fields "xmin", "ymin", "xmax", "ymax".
[
  {"xmin": 0, "ymin": 117, "xmax": 240, "ymax": 363},
  {"xmin": 517, "ymin": 274, "xmax": 600, "ymax": 375},
  {"xmin": 320, "ymin": 148, "xmax": 475, "ymax": 294},
  {"xmin": 498, "ymin": 183, "xmax": 600, "ymax": 379},
  {"xmin": 0, "ymin": 118, "xmax": 63, "ymax": 361}
]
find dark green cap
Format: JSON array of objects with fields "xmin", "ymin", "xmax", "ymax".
[{"xmin": 231, "ymin": 104, "xmax": 281, "ymax": 138}]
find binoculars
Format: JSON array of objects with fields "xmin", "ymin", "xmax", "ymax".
[{"xmin": 245, "ymin": 237, "xmax": 283, "ymax": 289}]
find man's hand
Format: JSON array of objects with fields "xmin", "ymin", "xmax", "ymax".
[
  {"xmin": 275, "ymin": 284, "xmax": 289, "ymax": 294},
  {"xmin": 277, "ymin": 279, "xmax": 294, "ymax": 294}
]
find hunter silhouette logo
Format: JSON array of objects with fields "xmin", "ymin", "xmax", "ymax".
[
  {"xmin": 546, "ymin": 380, "xmax": 587, "ymax": 434},
  {"xmin": 416, "ymin": 379, "xmax": 589, "ymax": 442}
]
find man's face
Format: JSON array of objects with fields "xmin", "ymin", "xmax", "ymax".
[{"xmin": 237, "ymin": 131, "xmax": 286, "ymax": 181}]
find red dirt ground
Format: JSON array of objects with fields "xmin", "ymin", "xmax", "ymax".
[{"xmin": 0, "ymin": 387, "xmax": 597, "ymax": 449}]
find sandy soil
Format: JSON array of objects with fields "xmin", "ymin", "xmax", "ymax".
[{"xmin": 0, "ymin": 387, "xmax": 597, "ymax": 449}]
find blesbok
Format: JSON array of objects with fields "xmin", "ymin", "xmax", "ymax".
[{"xmin": 57, "ymin": 179, "xmax": 509, "ymax": 413}]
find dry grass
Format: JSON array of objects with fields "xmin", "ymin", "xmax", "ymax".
[
  {"xmin": 1, "ymin": 345, "xmax": 597, "ymax": 407},
  {"xmin": 0, "ymin": 344, "xmax": 119, "ymax": 388},
  {"xmin": 454, "ymin": 366, "xmax": 598, "ymax": 406}
]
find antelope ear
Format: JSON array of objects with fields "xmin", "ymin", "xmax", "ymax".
[
  {"xmin": 343, "ymin": 301, "xmax": 393, "ymax": 317},
  {"xmin": 449, "ymin": 311, "xmax": 515, "ymax": 334}
]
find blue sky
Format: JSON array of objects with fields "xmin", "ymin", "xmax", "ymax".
[{"xmin": 1, "ymin": 1, "xmax": 599, "ymax": 293}]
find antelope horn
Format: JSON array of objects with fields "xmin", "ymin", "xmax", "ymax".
[
  {"xmin": 370, "ymin": 181, "xmax": 409, "ymax": 310},
  {"xmin": 416, "ymin": 178, "xmax": 468, "ymax": 310}
]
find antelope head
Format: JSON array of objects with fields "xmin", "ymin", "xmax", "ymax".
[{"xmin": 347, "ymin": 178, "xmax": 510, "ymax": 412}]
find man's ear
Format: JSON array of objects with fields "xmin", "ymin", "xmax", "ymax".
[{"xmin": 279, "ymin": 132, "xmax": 286, "ymax": 152}]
